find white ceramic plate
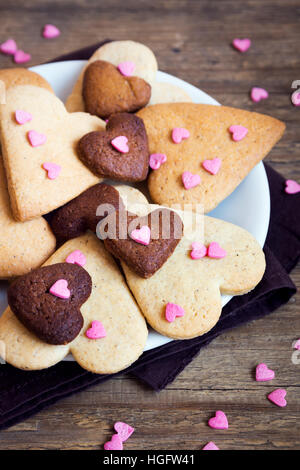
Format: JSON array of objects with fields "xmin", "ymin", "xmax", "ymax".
[{"xmin": 0, "ymin": 61, "xmax": 270, "ymax": 353}]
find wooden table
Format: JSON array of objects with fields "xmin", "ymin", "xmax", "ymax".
[{"xmin": 0, "ymin": 0, "xmax": 299, "ymax": 450}]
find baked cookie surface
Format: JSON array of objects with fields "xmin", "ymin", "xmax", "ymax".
[
  {"xmin": 0, "ymin": 232, "xmax": 148, "ymax": 373},
  {"xmin": 137, "ymin": 103, "xmax": 285, "ymax": 213},
  {"xmin": 0, "ymin": 68, "xmax": 56, "ymax": 278},
  {"xmin": 0, "ymin": 85, "xmax": 105, "ymax": 221},
  {"xmin": 78, "ymin": 113, "xmax": 149, "ymax": 182},
  {"xmin": 82, "ymin": 60, "xmax": 151, "ymax": 118},
  {"xmin": 8, "ymin": 263, "xmax": 92, "ymax": 345},
  {"xmin": 50, "ymin": 183, "xmax": 149, "ymax": 242},
  {"xmin": 66, "ymin": 40, "xmax": 157, "ymax": 113}
]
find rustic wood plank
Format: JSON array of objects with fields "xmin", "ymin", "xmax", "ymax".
[{"xmin": 0, "ymin": 0, "xmax": 299, "ymax": 450}]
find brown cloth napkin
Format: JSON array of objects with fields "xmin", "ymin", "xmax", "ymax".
[{"xmin": 0, "ymin": 43, "xmax": 298, "ymax": 430}]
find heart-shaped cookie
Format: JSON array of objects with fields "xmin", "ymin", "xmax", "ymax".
[
  {"xmin": 114, "ymin": 422, "xmax": 135, "ymax": 442},
  {"xmin": 0, "ymin": 70, "xmax": 56, "ymax": 278},
  {"xmin": 102, "ymin": 207, "xmax": 183, "ymax": 278},
  {"xmin": 120, "ymin": 204, "xmax": 266, "ymax": 339},
  {"xmin": 78, "ymin": 113, "xmax": 149, "ymax": 182},
  {"xmin": 0, "ymin": 156, "xmax": 56, "ymax": 278},
  {"xmin": 65, "ymin": 40, "xmax": 192, "ymax": 113},
  {"xmin": 50, "ymin": 183, "xmax": 124, "ymax": 242},
  {"xmin": 50, "ymin": 184, "xmax": 148, "ymax": 243},
  {"xmin": 104, "ymin": 434, "xmax": 123, "ymax": 451},
  {"xmin": 0, "ymin": 85, "xmax": 105, "ymax": 221},
  {"xmin": 83, "ymin": 60, "xmax": 151, "ymax": 119},
  {"xmin": 0, "ymin": 67, "xmax": 54, "ymax": 93},
  {"xmin": 0, "ymin": 232, "xmax": 148, "ymax": 373},
  {"xmin": 137, "ymin": 103, "xmax": 285, "ymax": 213},
  {"xmin": 8, "ymin": 263, "xmax": 92, "ymax": 345}
]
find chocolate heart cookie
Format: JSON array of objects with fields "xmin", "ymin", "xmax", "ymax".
[
  {"xmin": 8, "ymin": 263, "xmax": 92, "ymax": 345},
  {"xmin": 50, "ymin": 183, "xmax": 124, "ymax": 242},
  {"xmin": 82, "ymin": 60, "xmax": 151, "ymax": 119},
  {"xmin": 78, "ymin": 113, "xmax": 149, "ymax": 182},
  {"xmin": 102, "ymin": 208, "xmax": 183, "ymax": 278}
]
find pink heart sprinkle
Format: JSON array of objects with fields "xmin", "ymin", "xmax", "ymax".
[
  {"xmin": 42, "ymin": 24, "xmax": 61, "ymax": 39},
  {"xmin": 294, "ymin": 339, "xmax": 300, "ymax": 350},
  {"xmin": 117, "ymin": 61, "xmax": 135, "ymax": 77},
  {"xmin": 15, "ymin": 110, "xmax": 32, "ymax": 125},
  {"xmin": 28, "ymin": 130, "xmax": 47, "ymax": 147},
  {"xmin": 130, "ymin": 225, "xmax": 151, "ymax": 246},
  {"xmin": 207, "ymin": 242, "xmax": 227, "ymax": 259},
  {"xmin": 291, "ymin": 91, "xmax": 300, "ymax": 107},
  {"xmin": 65, "ymin": 250, "xmax": 86, "ymax": 267},
  {"xmin": 232, "ymin": 38, "xmax": 251, "ymax": 53},
  {"xmin": 202, "ymin": 157, "xmax": 221, "ymax": 175},
  {"xmin": 111, "ymin": 135, "xmax": 129, "ymax": 153},
  {"xmin": 114, "ymin": 422, "xmax": 135, "ymax": 442},
  {"xmin": 0, "ymin": 38, "xmax": 17, "ymax": 55},
  {"xmin": 182, "ymin": 171, "xmax": 201, "ymax": 190},
  {"xmin": 165, "ymin": 302, "xmax": 185, "ymax": 323},
  {"xmin": 285, "ymin": 179, "xmax": 300, "ymax": 194},
  {"xmin": 14, "ymin": 50, "xmax": 31, "ymax": 64},
  {"xmin": 256, "ymin": 363, "xmax": 275, "ymax": 382},
  {"xmin": 172, "ymin": 127, "xmax": 190, "ymax": 144},
  {"xmin": 190, "ymin": 242, "xmax": 207, "ymax": 260},
  {"xmin": 229, "ymin": 125, "xmax": 248, "ymax": 142},
  {"xmin": 251, "ymin": 87, "xmax": 269, "ymax": 103},
  {"xmin": 149, "ymin": 153, "xmax": 167, "ymax": 170},
  {"xmin": 86, "ymin": 320, "xmax": 107, "ymax": 340},
  {"xmin": 202, "ymin": 441, "xmax": 220, "ymax": 451},
  {"xmin": 42, "ymin": 162, "xmax": 61, "ymax": 180},
  {"xmin": 208, "ymin": 410, "xmax": 229, "ymax": 430},
  {"xmin": 104, "ymin": 434, "xmax": 123, "ymax": 451},
  {"xmin": 49, "ymin": 279, "xmax": 70, "ymax": 299},
  {"xmin": 268, "ymin": 388, "xmax": 287, "ymax": 408}
]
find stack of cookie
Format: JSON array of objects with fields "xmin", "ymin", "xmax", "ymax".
[{"xmin": 0, "ymin": 41, "xmax": 285, "ymax": 374}]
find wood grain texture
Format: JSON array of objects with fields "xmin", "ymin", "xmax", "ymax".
[{"xmin": 0, "ymin": 0, "xmax": 299, "ymax": 450}]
